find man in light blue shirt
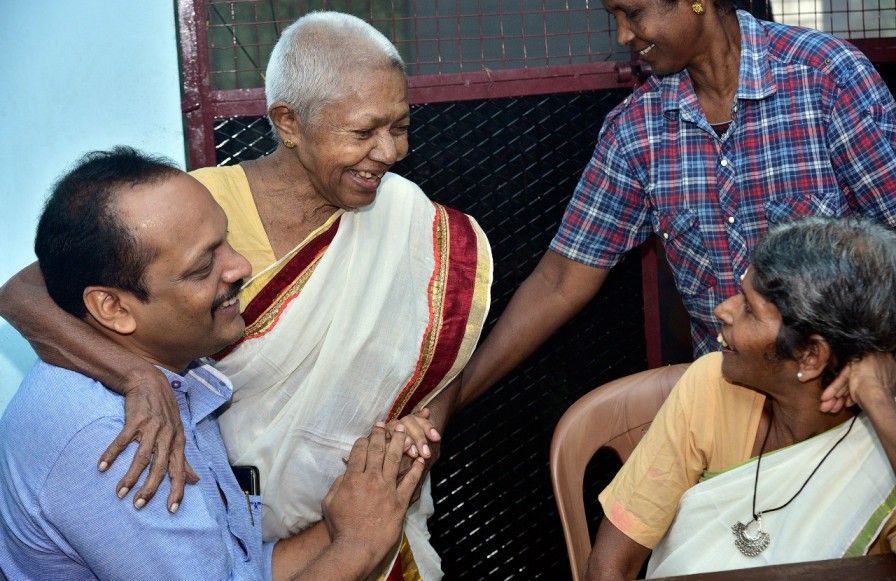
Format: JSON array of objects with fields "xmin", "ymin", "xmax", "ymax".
[{"xmin": 0, "ymin": 147, "xmax": 423, "ymax": 580}]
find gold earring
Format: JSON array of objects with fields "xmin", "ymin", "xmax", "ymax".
[
  {"xmin": 283, "ymin": 139, "xmax": 296, "ymax": 149},
  {"xmin": 692, "ymin": 2, "xmax": 705, "ymax": 14}
]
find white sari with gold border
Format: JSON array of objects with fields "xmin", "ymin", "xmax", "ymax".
[
  {"xmin": 202, "ymin": 171, "xmax": 491, "ymax": 580},
  {"xmin": 647, "ymin": 412, "xmax": 896, "ymax": 577}
]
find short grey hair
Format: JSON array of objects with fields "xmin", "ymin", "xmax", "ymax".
[
  {"xmin": 265, "ymin": 11, "xmax": 406, "ymax": 132},
  {"xmin": 751, "ymin": 216, "xmax": 896, "ymax": 384}
]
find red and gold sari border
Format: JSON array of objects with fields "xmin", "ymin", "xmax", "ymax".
[
  {"xmin": 241, "ymin": 215, "xmax": 341, "ymax": 327},
  {"xmin": 211, "ymin": 214, "xmax": 341, "ymax": 361},
  {"xmin": 388, "ymin": 203, "xmax": 481, "ymax": 419}
]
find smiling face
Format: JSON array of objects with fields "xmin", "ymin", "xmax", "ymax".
[
  {"xmin": 293, "ymin": 65, "xmax": 410, "ymax": 210},
  {"xmin": 115, "ymin": 173, "xmax": 252, "ymax": 372},
  {"xmin": 603, "ymin": 0, "xmax": 705, "ymax": 75},
  {"xmin": 714, "ymin": 269, "xmax": 788, "ymax": 390}
]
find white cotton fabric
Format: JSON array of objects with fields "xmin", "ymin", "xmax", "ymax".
[
  {"xmin": 216, "ymin": 174, "xmax": 481, "ymax": 580},
  {"xmin": 648, "ymin": 412, "xmax": 896, "ymax": 577}
]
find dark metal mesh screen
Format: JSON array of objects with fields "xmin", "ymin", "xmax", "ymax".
[
  {"xmin": 205, "ymin": 1, "xmax": 625, "ymax": 89},
  {"xmin": 205, "ymin": 0, "xmax": 778, "ymax": 91},
  {"xmin": 212, "ymin": 90, "xmax": 648, "ymax": 578}
]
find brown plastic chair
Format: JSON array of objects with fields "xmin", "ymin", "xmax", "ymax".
[{"xmin": 550, "ymin": 363, "xmax": 690, "ymax": 581}]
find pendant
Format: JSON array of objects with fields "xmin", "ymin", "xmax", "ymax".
[{"xmin": 732, "ymin": 515, "xmax": 770, "ymax": 557}]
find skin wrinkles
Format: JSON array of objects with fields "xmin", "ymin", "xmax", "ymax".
[{"xmin": 292, "ymin": 66, "xmax": 410, "ymax": 212}]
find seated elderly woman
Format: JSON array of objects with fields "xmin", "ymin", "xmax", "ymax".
[{"xmin": 588, "ymin": 216, "xmax": 896, "ymax": 580}]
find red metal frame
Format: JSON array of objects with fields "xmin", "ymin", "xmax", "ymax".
[
  {"xmin": 178, "ymin": 0, "xmax": 216, "ymax": 171},
  {"xmin": 201, "ymin": 62, "xmax": 634, "ymax": 120},
  {"xmin": 850, "ymin": 38, "xmax": 896, "ymax": 62}
]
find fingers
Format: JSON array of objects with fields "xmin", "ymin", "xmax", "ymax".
[
  {"xmin": 364, "ymin": 422, "xmax": 388, "ymax": 472},
  {"xmin": 390, "ymin": 411, "xmax": 440, "ymax": 461},
  {"xmin": 105, "ymin": 368, "xmax": 191, "ymax": 510},
  {"xmin": 184, "ymin": 460, "xmax": 200, "ymax": 485},
  {"xmin": 413, "ymin": 408, "xmax": 442, "ymax": 443},
  {"xmin": 820, "ymin": 368, "xmax": 852, "ymax": 414},
  {"xmin": 165, "ymin": 466, "xmax": 185, "ymax": 514},
  {"xmin": 164, "ymin": 431, "xmax": 191, "ymax": 513},
  {"xmin": 130, "ymin": 439, "xmax": 168, "ymax": 510},
  {"xmin": 98, "ymin": 428, "xmax": 140, "ymax": 474},
  {"xmin": 395, "ymin": 457, "xmax": 425, "ymax": 507},
  {"xmin": 112, "ymin": 435, "xmax": 154, "ymax": 504},
  {"xmin": 345, "ymin": 432, "xmax": 372, "ymax": 474},
  {"xmin": 380, "ymin": 422, "xmax": 406, "ymax": 483}
]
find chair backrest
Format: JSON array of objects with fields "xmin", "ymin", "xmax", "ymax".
[{"xmin": 550, "ymin": 363, "xmax": 690, "ymax": 581}]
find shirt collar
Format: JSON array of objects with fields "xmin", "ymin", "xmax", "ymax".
[
  {"xmin": 159, "ymin": 363, "xmax": 233, "ymax": 425},
  {"xmin": 659, "ymin": 10, "xmax": 776, "ymax": 116}
]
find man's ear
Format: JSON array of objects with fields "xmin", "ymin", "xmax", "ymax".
[
  {"xmin": 797, "ymin": 334, "xmax": 832, "ymax": 382},
  {"xmin": 83, "ymin": 287, "xmax": 137, "ymax": 335},
  {"xmin": 268, "ymin": 100, "xmax": 304, "ymax": 144}
]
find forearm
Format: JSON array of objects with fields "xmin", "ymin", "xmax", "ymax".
[
  {"xmin": 272, "ymin": 520, "xmax": 343, "ymax": 581},
  {"xmin": 863, "ymin": 390, "xmax": 896, "ymax": 475},
  {"xmin": 459, "ymin": 251, "xmax": 609, "ymax": 408},
  {"xmin": 425, "ymin": 377, "xmax": 460, "ymax": 432},
  {"xmin": 281, "ymin": 536, "xmax": 383, "ymax": 581},
  {"xmin": 0, "ymin": 262, "xmax": 154, "ymax": 394},
  {"xmin": 586, "ymin": 518, "xmax": 651, "ymax": 581}
]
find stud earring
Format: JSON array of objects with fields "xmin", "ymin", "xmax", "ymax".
[
  {"xmin": 692, "ymin": 2, "xmax": 705, "ymax": 14},
  {"xmin": 797, "ymin": 371, "xmax": 804, "ymax": 380},
  {"xmin": 283, "ymin": 139, "xmax": 296, "ymax": 149}
]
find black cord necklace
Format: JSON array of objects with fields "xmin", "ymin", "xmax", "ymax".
[{"xmin": 731, "ymin": 412, "xmax": 859, "ymax": 557}]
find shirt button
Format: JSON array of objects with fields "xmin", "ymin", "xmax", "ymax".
[
  {"xmin": 663, "ymin": 232, "xmax": 670, "ymax": 240},
  {"xmin": 727, "ymin": 216, "xmax": 735, "ymax": 224},
  {"xmin": 171, "ymin": 380, "xmax": 182, "ymax": 388},
  {"xmin": 720, "ymin": 159, "xmax": 729, "ymax": 167}
]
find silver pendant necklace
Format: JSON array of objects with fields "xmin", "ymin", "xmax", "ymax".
[{"xmin": 732, "ymin": 412, "xmax": 858, "ymax": 557}]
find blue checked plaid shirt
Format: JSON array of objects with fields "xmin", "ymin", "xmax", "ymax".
[
  {"xmin": 0, "ymin": 361, "xmax": 274, "ymax": 580},
  {"xmin": 551, "ymin": 10, "xmax": 896, "ymax": 356}
]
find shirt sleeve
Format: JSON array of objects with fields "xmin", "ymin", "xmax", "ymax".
[
  {"xmin": 598, "ymin": 361, "xmax": 710, "ymax": 548},
  {"xmin": 598, "ymin": 353, "xmax": 763, "ymax": 548},
  {"xmin": 827, "ymin": 54, "xmax": 896, "ymax": 226},
  {"xmin": 39, "ymin": 416, "xmax": 264, "ymax": 581},
  {"xmin": 550, "ymin": 107, "xmax": 654, "ymax": 269}
]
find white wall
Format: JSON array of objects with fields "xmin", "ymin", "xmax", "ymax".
[{"xmin": 0, "ymin": 2, "xmax": 185, "ymax": 412}]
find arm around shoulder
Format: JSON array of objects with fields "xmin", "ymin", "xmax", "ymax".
[{"xmin": 0, "ymin": 261, "xmax": 195, "ymax": 511}]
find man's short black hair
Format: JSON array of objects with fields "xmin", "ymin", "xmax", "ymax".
[{"xmin": 34, "ymin": 146, "xmax": 182, "ymax": 317}]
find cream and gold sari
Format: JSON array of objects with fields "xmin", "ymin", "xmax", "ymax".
[{"xmin": 192, "ymin": 166, "xmax": 492, "ymax": 580}]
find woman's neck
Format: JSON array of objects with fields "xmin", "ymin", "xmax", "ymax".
[
  {"xmin": 758, "ymin": 389, "xmax": 857, "ymax": 453},
  {"xmin": 689, "ymin": 13, "xmax": 742, "ymax": 124},
  {"xmin": 241, "ymin": 148, "xmax": 340, "ymax": 258}
]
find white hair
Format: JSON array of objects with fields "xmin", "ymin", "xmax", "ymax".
[{"xmin": 265, "ymin": 11, "xmax": 406, "ymax": 132}]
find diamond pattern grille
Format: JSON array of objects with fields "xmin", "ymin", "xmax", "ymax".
[{"xmin": 212, "ymin": 90, "xmax": 647, "ymax": 578}]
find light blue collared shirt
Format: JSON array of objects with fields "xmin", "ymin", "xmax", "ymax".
[{"xmin": 0, "ymin": 360, "xmax": 274, "ymax": 580}]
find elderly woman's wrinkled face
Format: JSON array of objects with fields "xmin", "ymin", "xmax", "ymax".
[
  {"xmin": 603, "ymin": 0, "xmax": 704, "ymax": 75},
  {"xmin": 714, "ymin": 269, "xmax": 785, "ymax": 391},
  {"xmin": 296, "ymin": 66, "xmax": 410, "ymax": 210}
]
